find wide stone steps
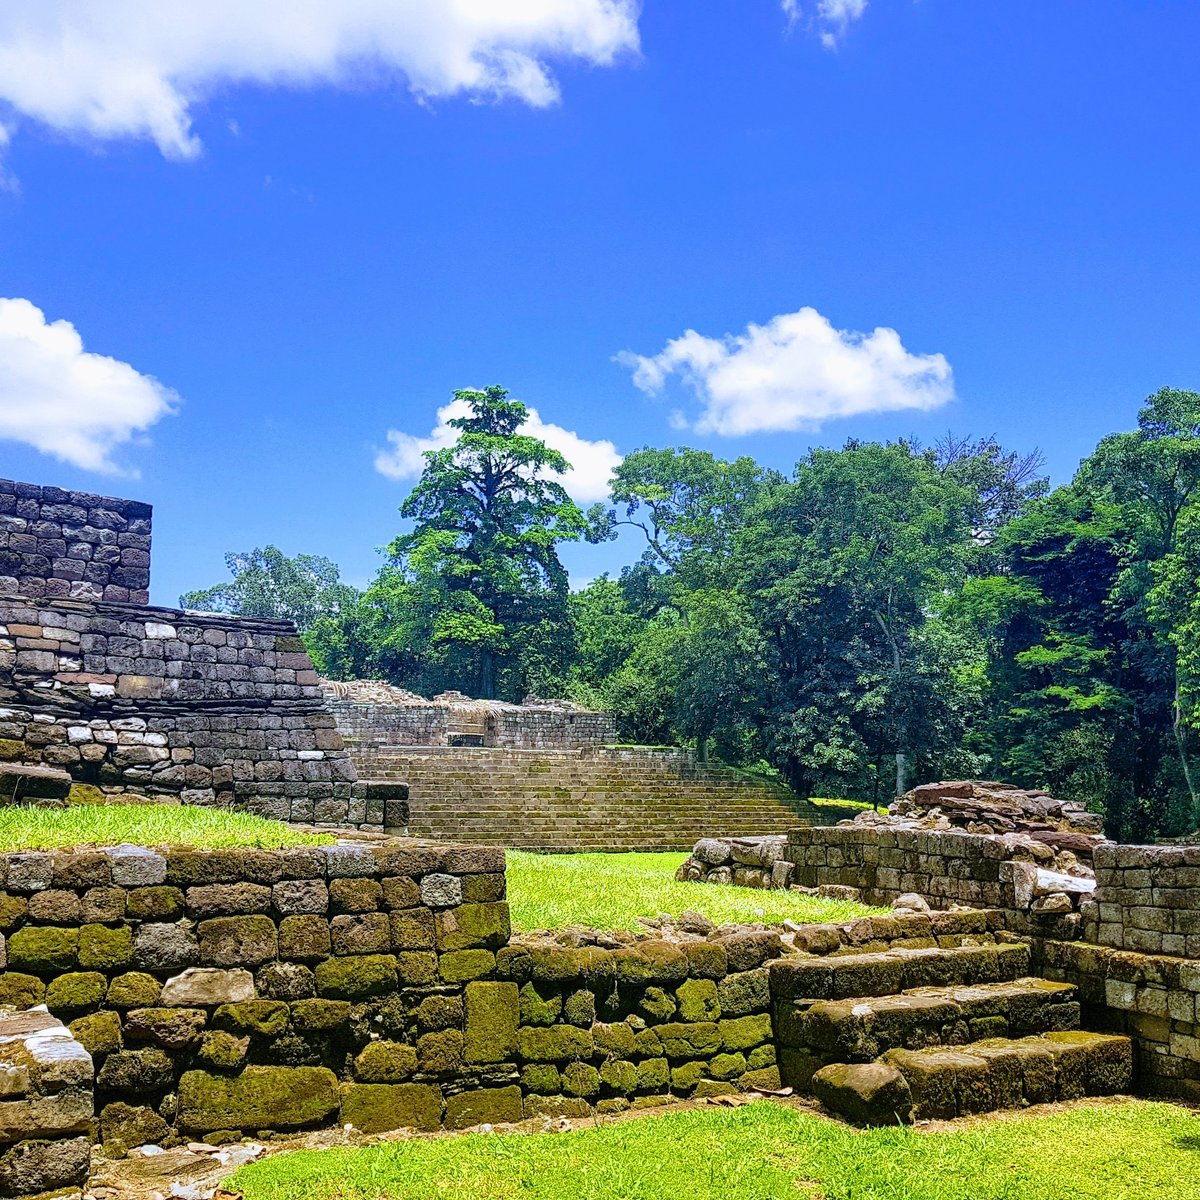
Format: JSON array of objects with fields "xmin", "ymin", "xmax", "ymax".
[{"xmin": 771, "ymin": 944, "xmax": 1133, "ymax": 1125}]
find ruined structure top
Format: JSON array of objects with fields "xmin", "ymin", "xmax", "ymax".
[{"xmin": 0, "ymin": 477, "xmax": 152, "ymax": 604}]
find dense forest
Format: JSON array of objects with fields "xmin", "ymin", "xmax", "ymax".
[{"xmin": 182, "ymin": 385, "xmax": 1200, "ymax": 842}]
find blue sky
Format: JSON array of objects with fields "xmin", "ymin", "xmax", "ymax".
[{"xmin": 1, "ymin": 1, "xmax": 1199, "ymax": 605}]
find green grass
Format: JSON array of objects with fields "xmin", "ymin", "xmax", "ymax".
[
  {"xmin": 229, "ymin": 1098, "xmax": 1200, "ymax": 1200},
  {"xmin": 505, "ymin": 850, "xmax": 881, "ymax": 932},
  {"xmin": 0, "ymin": 804, "xmax": 333, "ymax": 850}
]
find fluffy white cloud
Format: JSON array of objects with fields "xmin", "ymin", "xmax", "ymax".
[
  {"xmin": 618, "ymin": 306, "xmax": 954, "ymax": 437},
  {"xmin": 0, "ymin": 1, "xmax": 640, "ymax": 160},
  {"xmin": 375, "ymin": 397, "xmax": 621, "ymax": 504},
  {"xmin": 782, "ymin": 0, "xmax": 868, "ymax": 48},
  {"xmin": 0, "ymin": 298, "xmax": 178, "ymax": 474}
]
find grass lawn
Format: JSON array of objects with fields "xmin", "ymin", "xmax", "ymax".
[
  {"xmin": 505, "ymin": 850, "xmax": 881, "ymax": 932},
  {"xmin": 229, "ymin": 1098, "xmax": 1200, "ymax": 1200},
  {"xmin": 0, "ymin": 804, "xmax": 333, "ymax": 850}
]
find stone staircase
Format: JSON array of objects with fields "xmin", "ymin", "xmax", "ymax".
[
  {"xmin": 772, "ymin": 941, "xmax": 1134, "ymax": 1123},
  {"xmin": 346, "ymin": 744, "xmax": 824, "ymax": 851}
]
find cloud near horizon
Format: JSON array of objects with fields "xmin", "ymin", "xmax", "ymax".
[
  {"xmin": 0, "ymin": 298, "xmax": 178, "ymax": 475},
  {"xmin": 618, "ymin": 306, "xmax": 955, "ymax": 436},
  {"xmin": 0, "ymin": 1, "xmax": 640, "ymax": 162},
  {"xmin": 375, "ymin": 397, "xmax": 622, "ymax": 504}
]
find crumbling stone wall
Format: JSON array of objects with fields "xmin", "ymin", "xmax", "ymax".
[
  {"xmin": 1085, "ymin": 844, "xmax": 1200, "ymax": 956},
  {"xmin": 0, "ymin": 480, "xmax": 151, "ymax": 605}
]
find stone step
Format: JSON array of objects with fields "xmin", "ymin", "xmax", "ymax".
[{"xmin": 798, "ymin": 978, "xmax": 1080, "ymax": 1061}]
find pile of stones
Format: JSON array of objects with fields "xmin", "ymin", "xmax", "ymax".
[{"xmin": 674, "ymin": 836, "xmax": 791, "ymax": 890}]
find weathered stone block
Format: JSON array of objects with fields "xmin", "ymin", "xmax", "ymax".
[
  {"xmin": 435, "ymin": 903, "xmax": 511, "ymax": 952},
  {"xmin": 198, "ymin": 915, "xmax": 278, "ymax": 966},
  {"xmin": 179, "ymin": 1065, "xmax": 340, "ymax": 1133},
  {"xmin": 464, "ymin": 981, "xmax": 519, "ymax": 1064},
  {"xmin": 315, "ymin": 954, "xmax": 398, "ymax": 999},
  {"xmin": 339, "ymin": 1082, "xmax": 442, "ymax": 1133}
]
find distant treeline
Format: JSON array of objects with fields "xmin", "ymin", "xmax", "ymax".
[{"xmin": 182, "ymin": 386, "xmax": 1200, "ymax": 842}]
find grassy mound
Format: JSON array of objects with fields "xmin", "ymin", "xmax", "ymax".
[
  {"xmin": 0, "ymin": 804, "xmax": 333, "ymax": 850},
  {"xmin": 229, "ymin": 1097, "xmax": 1197, "ymax": 1200},
  {"xmin": 505, "ymin": 850, "xmax": 881, "ymax": 932}
]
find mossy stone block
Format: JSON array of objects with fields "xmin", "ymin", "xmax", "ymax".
[
  {"xmin": 417, "ymin": 1030, "xmax": 465, "ymax": 1074},
  {"xmin": 199, "ymin": 915, "xmax": 277, "ymax": 967},
  {"xmin": 561, "ymin": 1061, "xmax": 601, "ymax": 1098},
  {"xmin": 126, "ymin": 887, "xmax": 185, "ymax": 922},
  {"xmin": 278, "ymin": 915, "xmax": 331, "ymax": 961},
  {"xmin": 519, "ymin": 982, "xmax": 562, "ymax": 1026},
  {"xmin": 107, "ymin": 972, "xmax": 161, "ymax": 1009},
  {"xmin": 395, "ymin": 951, "xmax": 439, "ymax": 985},
  {"xmin": 46, "ymin": 971, "xmax": 107, "ymax": 1013},
  {"xmin": 694, "ymin": 1079, "xmax": 739, "ymax": 1099},
  {"xmin": 593, "ymin": 1021, "xmax": 636, "ymax": 1058},
  {"xmin": 340, "ymin": 1082, "xmax": 442, "ymax": 1134},
  {"xmin": 315, "ymin": 954, "xmax": 398, "ymax": 999},
  {"xmin": 708, "ymin": 1052, "xmax": 747, "ymax": 1081},
  {"xmin": 747, "ymin": 1044, "xmax": 777, "ymax": 1070},
  {"xmin": 389, "ymin": 909, "xmax": 434, "ymax": 950},
  {"xmin": 520, "ymin": 1063, "xmax": 561, "ymax": 1094},
  {"xmin": 637, "ymin": 1057, "xmax": 669, "ymax": 1091},
  {"xmin": 438, "ymin": 949, "xmax": 494, "ymax": 983},
  {"xmin": 417, "ymin": 994, "xmax": 463, "ymax": 1032},
  {"xmin": 717, "ymin": 969, "xmax": 769, "ymax": 1017},
  {"xmin": 290, "ymin": 998, "xmax": 352, "ymax": 1032},
  {"xmin": 79, "ymin": 923, "xmax": 133, "ymax": 970},
  {"xmin": 518, "ymin": 1025, "xmax": 593, "ymax": 1063},
  {"xmin": 676, "ymin": 979, "xmax": 720, "ymax": 1023},
  {"xmin": 464, "ymin": 981, "xmax": 519, "ymax": 1064},
  {"xmin": 564, "ymin": 989, "xmax": 595, "ymax": 1027},
  {"xmin": 0, "ymin": 739, "xmax": 25, "ymax": 762},
  {"xmin": 655, "ymin": 1022, "xmax": 720, "ymax": 1059},
  {"xmin": 215, "ymin": 1000, "xmax": 290, "ymax": 1037},
  {"xmin": 613, "ymin": 943, "xmax": 689, "ymax": 985},
  {"xmin": 9, "ymin": 925, "xmax": 78, "ymax": 973},
  {"xmin": 329, "ymin": 877, "xmax": 383, "ymax": 914},
  {"xmin": 740, "ymin": 1065, "xmax": 782, "ymax": 1091},
  {"xmin": 380, "ymin": 876, "xmax": 421, "ymax": 910},
  {"xmin": 179, "ymin": 1065, "xmax": 340, "ymax": 1133},
  {"xmin": 524, "ymin": 1095, "xmax": 592, "ymax": 1120},
  {"xmin": 670, "ymin": 1061, "xmax": 704, "ymax": 1093},
  {"xmin": 599, "ymin": 1059, "xmax": 638, "ymax": 1095},
  {"xmin": 70, "ymin": 1010, "xmax": 123, "ymax": 1056},
  {"xmin": 0, "ymin": 894, "xmax": 27, "ymax": 931},
  {"xmin": 462, "ymin": 873, "xmax": 506, "ymax": 904},
  {"xmin": 355, "ymin": 1041, "xmax": 418, "ymax": 1082},
  {"xmin": 66, "ymin": 782, "xmax": 106, "ymax": 805},
  {"xmin": 719, "ymin": 1014, "xmax": 772, "ymax": 1052},
  {"xmin": 682, "ymin": 941, "xmax": 728, "ymax": 980},
  {"xmin": 100, "ymin": 1101, "xmax": 169, "ymax": 1152},
  {"xmin": 445, "ymin": 1085, "xmax": 521, "ymax": 1130},
  {"xmin": 197, "ymin": 1030, "xmax": 249, "ymax": 1070},
  {"xmin": 435, "ymin": 903, "xmax": 511, "ymax": 952},
  {"xmin": 97, "ymin": 1047, "xmax": 174, "ymax": 1094},
  {"xmin": 124, "ymin": 1006, "xmax": 207, "ymax": 1049},
  {"xmin": 638, "ymin": 987, "xmax": 677, "ymax": 1023}
]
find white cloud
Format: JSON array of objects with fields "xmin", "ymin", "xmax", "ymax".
[
  {"xmin": 0, "ymin": 1, "xmax": 640, "ymax": 160},
  {"xmin": 618, "ymin": 306, "xmax": 954, "ymax": 437},
  {"xmin": 782, "ymin": 0, "xmax": 868, "ymax": 48},
  {"xmin": 0, "ymin": 298, "xmax": 178, "ymax": 474},
  {"xmin": 375, "ymin": 397, "xmax": 621, "ymax": 504}
]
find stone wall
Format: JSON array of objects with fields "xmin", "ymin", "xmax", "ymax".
[
  {"xmin": 1085, "ymin": 844, "xmax": 1200, "ymax": 956},
  {"xmin": 0, "ymin": 480, "xmax": 151, "ymax": 605}
]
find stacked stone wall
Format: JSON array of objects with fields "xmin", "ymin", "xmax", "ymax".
[
  {"xmin": 1086, "ymin": 844, "xmax": 1200, "ymax": 956},
  {"xmin": 0, "ymin": 480, "xmax": 151, "ymax": 605}
]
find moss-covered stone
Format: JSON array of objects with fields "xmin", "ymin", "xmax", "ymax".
[
  {"xmin": 100, "ymin": 1101, "xmax": 169, "ymax": 1153},
  {"xmin": 464, "ymin": 981, "xmax": 518, "ymax": 1064},
  {"xmin": 179, "ymin": 1065, "xmax": 341, "ymax": 1133},
  {"xmin": 329, "ymin": 877, "xmax": 383, "ymax": 914},
  {"xmin": 462, "ymin": 873, "xmax": 506, "ymax": 904},
  {"xmin": 708, "ymin": 1052, "xmax": 747, "ymax": 1081},
  {"xmin": 290, "ymin": 998, "xmax": 352, "ymax": 1031},
  {"xmin": 394, "ymin": 951, "xmax": 438, "ymax": 985},
  {"xmin": 97, "ymin": 1048, "xmax": 174, "ymax": 1094},
  {"xmin": 390, "ymin": 909, "xmax": 434, "ymax": 950},
  {"xmin": 593, "ymin": 1021, "xmax": 637, "ymax": 1058},
  {"xmin": 417, "ymin": 994, "xmax": 463, "ymax": 1032},
  {"xmin": 740, "ymin": 1065, "xmax": 782, "ymax": 1091},
  {"xmin": 107, "ymin": 972, "xmax": 161, "ymax": 1009},
  {"xmin": 45, "ymin": 971, "xmax": 107, "ymax": 1013},
  {"xmin": 435, "ymin": 903, "xmax": 511, "ymax": 952},
  {"xmin": 315, "ymin": 954, "xmax": 398, "ymax": 999},
  {"xmin": 67, "ymin": 782, "xmax": 106, "ymax": 805},
  {"xmin": 676, "ymin": 979, "xmax": 720, "ymax": 1023},
  {"xmin": 198, "ymin": 916, "xmax": 277, "ymax": 967},
  {"xmin": 380, "ymin": 876, "xmax": 421, "ymax": 910},
  {"xmin": 637, "ymin": 1057, "xmax": 670, "ymax": 1091},
  {"xmin": 444, "ymin": 1085, "xmax": 521, "ymax": 1130},
  {"xmin": 278, "ymin": 914, "xmax": 331, "ymax": 960},
  {"xmin": 520, "ymin": 1063, "xmax": 560, "ymax": 1094},
  {"xmin": 599, "ymin": 1059, "xmax": 638, "ymax": 1095},
  {"xmin": 717, "ymin": 969, "xmax": 769, "ymax": 1017},
  {"xmin": 213, "ymin": 1000, "xmax": 289, "ymax": 1038},
  {"xmin": 524, "ymin": 1094, "xmax": 592, "ymax": 1120},
  {"xmin": 0, "ymin": 739, "xmax": 25, "ymax": 762},
  {"xmin": 613, "ymin": 943, "xmax": 689, "ymax": 985},
  {"xmin": 719, "ymin": 1014, "xmax": 772, "ymax": 1052},
  {"xmin": 633, "ymin": 1027, "xmax": 662, "ymax": 1056},
  {"xmin": 518, "ymin": 1025, "xmax": 593, "ymax": 1063},
  {"xmin": 354, "ymin": 1041, "xmax": 417, "ymax": 1082},
  {"xmin": 82, "ymin": 886, "xmax": 126, "ymax": 924},
  {"xmin": 747, "ymin": 1044, "xmax": 777, "ymax": 1070},
  {"xmin": 564, "ymin": 989, "xmax": 596, "ymax": 1028},
  {"xmin": 330, "ymin": 912, "xmax": 391, "ymax": 955},
  {"xmin": 655, "ymin": 1022, "xmax": 720, "ymax": 1059},
  {"xmin": 197, "ymin": 1030, "xmax": 249, "ymax": 1070},
  {"xmin": 694, "ymin": 1079, "xmax": 739, "ymax": 1098},
  {"xmin": 670, "ymin": 1061, "xmax": 704, "ymax": 1093},
  {"xmin": 79, "ymin": 923, "xmax": 133, "ymax": 970},
  {"xmin": 638, "ymin": 987, "xmax": 677, "ymax": 1022},
  {"xmin": 561, "ymin": 1061, "xmax": 601, "ymax": 1098},
  {"xmin": 9, "ymin": 925, "xmax": 78, "ymax": 973},
  {"xmin": 438, "ymin": 949, "xmax": 494, "ymax": 983},
  {"xmin": 126, "ymin": 887, "xmax": 185, "ymax": 921},
  {"xmin": 0, "ymin": 893, "xmax": 27, "ymax": 931},
  {"xmin": 519, "ymin": 982, "xmax": 562, "ymax": 1026},
  {"xmin": 417, "ymin": 1030, "xmax": 465, "ymax": 1073},
  {"xmin": 339, "ymin": 1082, "xmax": 442, "ymax": 1134},
  {"xmin": 682, "ymin": 942, "xmax": 728, "ymax": 980},
  {"xmin": 70, "ymin": 1010, "xmax": 122, "ymax": 1056}
]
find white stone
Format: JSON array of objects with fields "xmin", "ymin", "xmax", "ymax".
[
  {"xmin": 87, "ymin": 683, "xmax": 116, "ymax": 698},
  {"xmin": 66, "ymin": 726, "xmax": 93, "ymax": 744},
  {"xmin": 107, "ymin": 844, "xmax": 167, "ymax": 886},
  {"xmin": 161, "ymin": 968, "xmax": 255, "ymax": 1007},
  {"xmin": 145, "ymin": 622, "xmax": 178, "ymax": 639}
]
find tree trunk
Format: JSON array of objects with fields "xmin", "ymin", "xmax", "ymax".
[
  {"xmin": 479, "ymin": 650, "xmax": 496, "ymax": 701},
  {"xmin": 874, "ymin": 609, "xmax": 908, "ymax": 798},
  {"xmin": 1173, "ymin": 674, "xmax": 1198, "ymax": 812},
  {"xmin": 895, "ymin": 751, "xmax": 908, "ymax": 799}
]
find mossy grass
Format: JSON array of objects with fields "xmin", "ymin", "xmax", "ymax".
[
  {"xmin": 505, "ymin": 851, "xmax": 881, "ymax": 932},
  {"xmin": 0, "ymin": 804, "xmax": 333, "ymax": 851},
  {"xmin": 229, "ymin": 1098, "xmax": 1200, "ymax": 1200}
]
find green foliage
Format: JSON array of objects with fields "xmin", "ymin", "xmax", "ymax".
[{"xmin": 181, "ymin": 547, "xmax": 359, "ymax": 633}]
